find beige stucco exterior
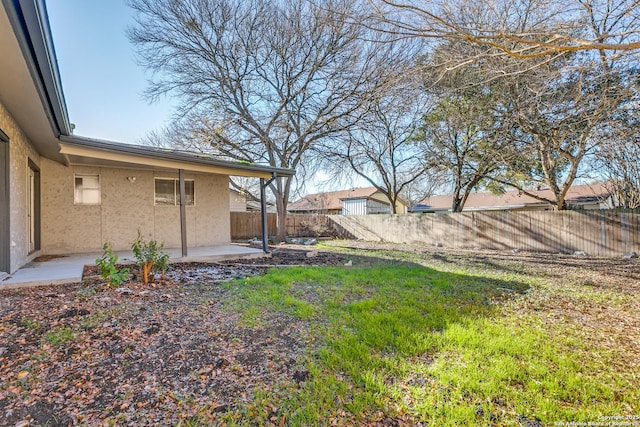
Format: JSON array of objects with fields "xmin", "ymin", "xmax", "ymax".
[
  {"xmin": 2, "ymin": 1, "xmax": 292, "ymax": 276},
  {"xmin": 1, "ymin": 96, "xmax": 263, "ymax": 274},
  {"xmin": 229, "ymin": 189, "xmax": 247, "ymax": 212},
  {"xmin": 0, "ymin": 100, "xmax": 42, "ymax": 273},
  {"xmin": 40, "ymin": 159, "xmax": 231, "ymax": 254}
]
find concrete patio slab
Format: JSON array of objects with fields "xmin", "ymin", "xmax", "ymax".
[{"xmin": 0, "ymin": 244, "xmax": 266, "ymax": 290}]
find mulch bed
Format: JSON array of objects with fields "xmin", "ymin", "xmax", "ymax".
[{"xmin": 0, "ymin": 247, "xmax": 347, "ymax": 426}]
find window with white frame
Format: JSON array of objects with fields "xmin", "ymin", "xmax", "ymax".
[
  {"xmin": 74, "ymin": 174, "xmax": 101, "ymax": 205},
  {"xmin": 154, "ymin": 178, "xmax": 195, "ymax": 206}
]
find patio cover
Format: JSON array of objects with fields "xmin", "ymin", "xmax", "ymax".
[{"xmin": 58, "ymin": 135, "xmax": 294, "ymax": 254}]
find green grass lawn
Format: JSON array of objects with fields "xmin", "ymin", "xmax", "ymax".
[{"xmin": 213, "ymin": 247, "xmax": 639, "ymax": 426}]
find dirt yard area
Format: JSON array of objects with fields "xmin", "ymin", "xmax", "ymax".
[
  {"xmin": 0, "ymin": 249, "xmax": 347, "ymax": 426},
  {"xmin": 1, "ymin": 243, "xmax": 638, "ymax": 426}
]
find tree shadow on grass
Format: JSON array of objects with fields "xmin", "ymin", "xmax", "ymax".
[
  {"xmin": 236, "ymin": 253, "xmax": 539, "ymax": 425},
  {"xmin": 331, "ymin": 243, "xmax": 537, "ymax": 278},
  {"xmin": 286, "ymin": 253, "xmax": 530, "ymax": 344}
]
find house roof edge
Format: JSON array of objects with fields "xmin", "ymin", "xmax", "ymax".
[
  {"xmin": 3, "ymin": 0, "xmax": 72, "ymax": 137},
  {"xmin": 59, "ymin": 135, "xmax": 296, "ymax": 177}
]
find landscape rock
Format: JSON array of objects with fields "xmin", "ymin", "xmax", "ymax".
[
  {"xmin": 516, "ymin": 415, "xmax": 543, "ymax": 427},
  {"xmin": 573, "ymin": 251, "xmax": 587, "ymax": 257},
  {"xmin": 143, "ymin": 323, "xmax": 160, "ymax": 335},
  {"xmin": 286, "ymin": 237, "xmax": 317, "ymax": 245},
  {"xmin": 248, "ymin": 239, "xmax": 263, "ymax": 249},
  {"xmin": 115, "ymin": 287, "xmax": 134, "ymax": 295},
  {"xmin": 292, "ymin": 369, "xmax": 309, "ymax": 383}
]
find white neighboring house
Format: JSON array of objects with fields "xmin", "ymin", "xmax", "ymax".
[
  {"xmin": 342, "ymin": 196, "xmax": 395, "ymax": 215},
  {"xmin": 288, "ymin": 187, "xmax": 408, "ymax": 215}
]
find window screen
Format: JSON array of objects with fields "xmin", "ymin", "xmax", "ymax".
[
  {"xmin": 155, "ymin": 178, "xmax": 195, "ymax": 206},
  {"xmin": 74, "ymin": 174, "xmax": 100, "ymax": 205}
]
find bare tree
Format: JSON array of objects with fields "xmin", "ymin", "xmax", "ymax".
[
  {"xmin": 599, "ymin": 141, "xmax": 640, "ymax": 209},
  {"xmin": 364, "ymin": 0, "xmax": 640, "ymax": 58},
  {"xmin": 594, "ymin": 113, "xmax": 640, "ymax": 209},
  {"xmin": 414, "ymin": 42, "xmax": 514, "ymax": 212},
  {"xmin": 322, "ymin": 63, "xmax": 439, "ymax": 213},
  {"xmin": 128, "ymin": 0, "xmax": 393, "ymax": 241},
  {"xmin": 360, "ymin": 0, "xmax": 639, "ymax": 211},
  {"xmin": 492, "ymin": 34, "xmax": 637, "ymax": 209}
]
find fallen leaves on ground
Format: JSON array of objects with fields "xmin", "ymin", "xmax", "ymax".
[{"xmin": 1, "ymin": 252, "xmax": 341, "ymax": 426}]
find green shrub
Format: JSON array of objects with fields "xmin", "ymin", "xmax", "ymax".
[
  {"xmin": 131, "ymin": 232, "xmax": 169, "ymax": 284},
  {"xmin": 96, "ymin": 242, "xmax": 130, "ymax": 287}
]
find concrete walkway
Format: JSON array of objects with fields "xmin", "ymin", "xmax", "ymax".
[{"xmin": 0, "ymin": 244, "xmax": 266, "ymax": 290}]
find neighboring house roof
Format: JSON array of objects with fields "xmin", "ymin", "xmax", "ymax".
[
  {"xmin": 413, "ymin": 183, "xmax": 612, "ymax": 212},
  {"xmin": 288, "ymin": 187, "xmax": 382, "ymax": 212}
]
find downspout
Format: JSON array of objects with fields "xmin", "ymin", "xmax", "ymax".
[{"xmin": 260, "ymin": 174, "xmax": 277, "ymax": 253}]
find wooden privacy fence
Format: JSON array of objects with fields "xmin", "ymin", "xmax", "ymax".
[
  {"xmin": 230, "ymin": 212, "xmax": 335, "ymax": 240},
  {"xmin": 231, "ymin": 210, "xmax": 639, "ymax": 256},
  {"xmin": 328, "ymin": 209, "xmax": 640, "ymax": 257}
]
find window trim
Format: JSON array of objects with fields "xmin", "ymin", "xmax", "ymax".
[
  {"xmin": 154, "ymin": 177, "xmax": 195, "ymax": 206},
  {"xmin": 28, "ymin": 159, "xmax": 41, "ymax": 253},
  {"xmin": 74, "ymin": 173, "xmax": 101, "ymax": 205}
]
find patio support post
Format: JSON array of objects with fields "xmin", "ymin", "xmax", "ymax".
[
  {"xmin": 260, "ymin": 174, "xmax": 276, "ymax": 253},
  {"xmin": 260, "ymin": 178, "xmax": 269, "ymax": 253},
  {"xmin": 179, "ymin": 169, "xmax": 187, "ymax": 257}
]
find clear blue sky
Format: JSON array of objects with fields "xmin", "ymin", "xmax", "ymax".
[
  {"xmin": 44, "ymin": 0, "xmax": 366, "ymax": 195},
  {"xmin": 46, "ymin": 0, "xmax": 176, "ymax": 143}
]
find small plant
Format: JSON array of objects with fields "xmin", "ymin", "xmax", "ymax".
[
  {"xmin": 44, "ymin": 327, "xmax": 75, "ymax": 346},
  {"xmin": 96, "ymin": 242, "xmax": 130, "ymax": 287},
  {"xmin": 131, "ymin": 231, "xmax": 169, "ymax": 284},
  {"xmin": 19, "ymin": 317, "xmax": 41, "ymax": 330},
  {"xmin": 155, "ymin": 249, "xmax": 170, "ymax": 281}
]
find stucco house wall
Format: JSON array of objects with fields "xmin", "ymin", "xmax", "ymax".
[
  {"xmin": 41, "ymin": 159, "xmax": 231, "ymax": 254},
  {"xmin": 0, "ymin": 101, "xmax": 42, "ymax": 273},
  {"xmin": 229, "ymin": 189, "xmax": 247, "ymax": 212}
]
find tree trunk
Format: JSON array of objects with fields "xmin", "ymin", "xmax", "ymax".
[
  {"xmin": 273, "ymin": 192, "xmax": 287, "ymax": 244},
  {"xmin": 451, "ymin": 197, "xmax": 462, "ymax": 212},
  {"xmin": 143, "ymin": 262, "xmax": 153, "ymax": 284},
  {"xmin": 556, "ymin": 196, "xmax": 567, "ymax": 210},
  {"xmin": 272, "ymin": 176, "xmax": 292, "ymax": 244},
  {"xmin": 390, "ymin": 194, "xmax": 398, "ymax": 214}
]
